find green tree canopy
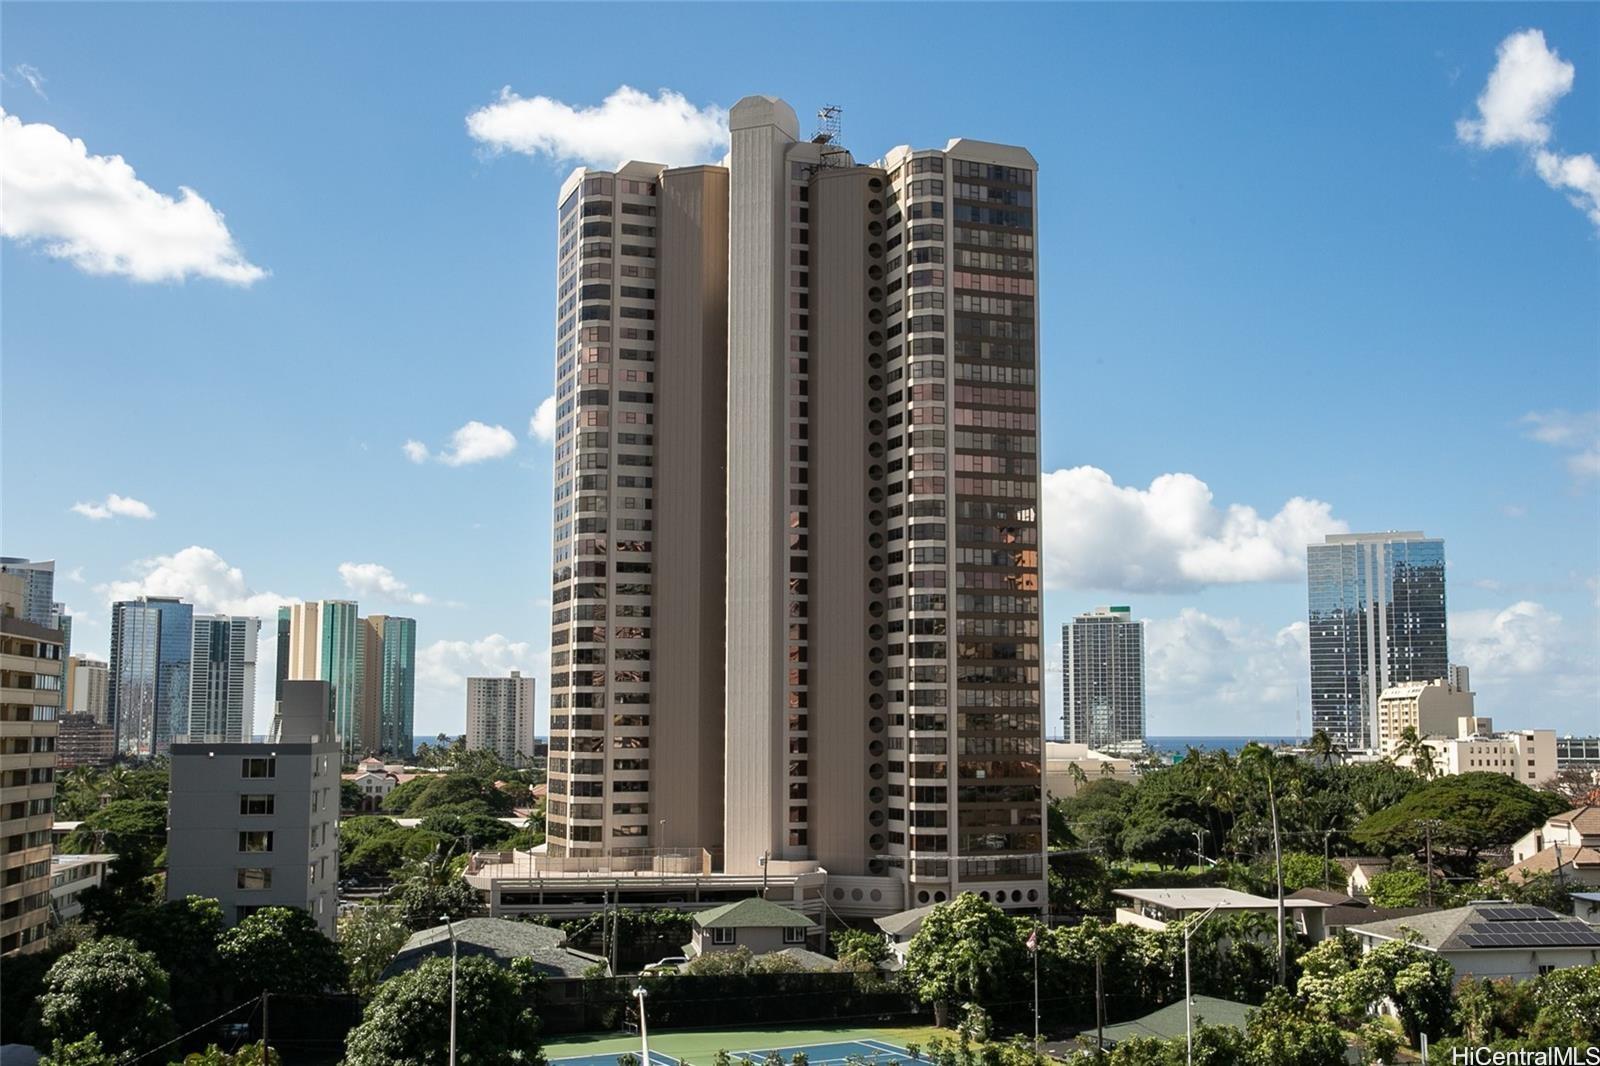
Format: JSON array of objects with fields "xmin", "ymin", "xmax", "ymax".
[
  {"xmin": 393, "ymin": 876, "xmax": 478, "ymax": 930},
  {"xmin": 1351, "ymin": 773, "xmax": 1566, "ymax": 860},
  {"xmin": 903, "ymin": 893, "xmax": 1027, "ymax": 1009},
  {"xmin": 344, "ymin": 955, "xmax": 546, "ymax": 1066},
  {"xmin": 38, "ymin": 937, "xmax": 176, "ymax": 1057},
  {"xmin": 340, "ymin": 903, "xmax": 412, "ymax": 997},
  {"xmin": 218, "ymin": 906, "xmax": 347, "ymax": 995}
]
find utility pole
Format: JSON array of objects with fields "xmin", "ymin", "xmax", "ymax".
[
  {"xmin": 1095, "ymin": 953, "xmax": 1105, "ymax": 1053},
  {"xmin": 1422, "ymin": 820, "xmax": 1439, "ymax": 908},
  {"xmin": 760, "ymin": 850, "xmax": 770, "ymax": 898},
  {"xmin": 261, "ymin": 991, "xmax": 269, "ymax": 1061},
  {"xmin": 444, "ymin": 915, "xmax": 458, "ymax": 1066},
  {"xmin": 1323, "ymin": 830, "xmax": 1334, "ymax": 892}
]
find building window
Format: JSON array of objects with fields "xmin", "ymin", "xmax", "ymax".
[
  {"xmin": 239, "ymin": 832, "xmax": 274, "ymax": 853},
  {"xmin": 242, "ymin": 757, "xmax": 276, "ymax": 779},
  {"xmin": 237, "ymin": 868, "xmax": 272, "ymax": 890},
  {"xmin": 711, "ymin": 927, "xmax": 735, "ymax": 945},
  {"xmin": 783, "ymin": 927, "xmax": 807, "ymax": 945},
  {"xmin": 240, "ymin": 794, "xmax": 275, "ymax": 816}
]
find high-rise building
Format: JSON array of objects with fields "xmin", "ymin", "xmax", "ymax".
[
  {"xmin": 377, "ymin": 616, "xmax": 415, "ymax": 758},
  {"xmin": 1307, "ymin": 531, "xmax": 1448, "ymax": 750},
  {"xmin": 108, "ymin": 596, "xmax": 194, "ymax": 757},
  {"xmin": 65, "ymin": 655, "xmax": 109, "ymax": 721},
  {"xmin": 466, "ymin": 671, "xmax": 537, "ymax": 767},
  {"xmin": 0, "ymin": 558, "xmax": 57, "ymax": 628},
  {"xmin": 167, "ymin": 679, "xmax": 339, "ymax": 935},
  {"xmin": 187, "ymin": 615, "xmax": 260, "ymax": 743},
  {"xmin": 284, "ymin": 600, "xmax": 361, "ymax": 758},
  {"xmin": 273, "ymin": 607, "xmax": 291, "ymax": 705},
  {"xmin": 1064, "ymin": 606, "xmax": 1146, "ymax": 752},
  {"xmin": 1, "ymin": 571, "xmax": 63, "ymax": 955},
  {"xmin": 355, "ymin": 614, "xmax": 416, "ymax": 759},
  {"xmin": 545, "ymin": 96, "xmax": 1045, "ymax": 912}
]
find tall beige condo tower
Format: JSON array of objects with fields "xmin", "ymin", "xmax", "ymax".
[
  {"xmin": 546, "ymin": 96, "xmax": 1045, "ymax": 914},
  {"xmin": 466, "ymin": 671, "xmax": 538, "ymax": 767}
]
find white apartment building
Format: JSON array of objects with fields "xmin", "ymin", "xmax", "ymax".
[
  {"xmin": 1408, "ymin": 717, "xmax": 1555, "ymax": 784},
  {"xmin": 1374, "ymin": 668, "xmax": 1474, "ymax": 755},
  {"xmin": 188, "ymin": 615, "xmax": 260, "ymax": 743},
  {"xmin": 466, "ymin": 671, "xmax": 537, "ymax": 767}
]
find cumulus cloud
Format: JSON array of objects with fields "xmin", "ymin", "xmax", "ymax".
[
  {"xmin": 1456, "ymin": 29, "xmax": 1600, "ymax": 229},
  {"xmin": 71, "ymin": 493, "xmax": 156, "ymax": 521},
  {"xmin": 338, "ymin": 561, "xmax": 431, "ymax": 605},
  {"xmin": 529, "ymin": 396, "xmax": 558, "ymax": 443},
  {"xmin": 415, "ymin": 633, "xmax": 544, "ymax": 735},
  {"xmin": 0, "ymin": 107, "xmax": 266, "ymax": 284},
  {"xmin": 1141, "ymin": 610, "xmax": 1310, "ymax": 735},
  {"xmin": 402, "ymin": 421, "xmax": 517, "ymax": 466},
  {"xmin": 1520, "ymin": 409, "xmax": 1600, "ymax": 482},
  {"xmin": 1041, "ymin": 466, "xmax": 1346, "ymax": 593},
  {"xmin": 467, "ymin": 85, "xmax": 728, "ymax": 169},
  {"xmin": 98, "ymin": 545, "xmax": 292, "ymax": 618}
]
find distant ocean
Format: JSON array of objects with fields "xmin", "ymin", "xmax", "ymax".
[{"xmin": 1147, "ymin": 735, "xmax": 1300, "ymax": 755}]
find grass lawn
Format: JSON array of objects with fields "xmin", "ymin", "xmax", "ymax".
[{"xmin": 547, "ymin": 1023, "xmax": 947, "ymax": 1065}]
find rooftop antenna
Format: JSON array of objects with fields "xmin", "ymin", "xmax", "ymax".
[{"xmin": 812, "ymin": 104, "xmax": 843, "ymax": 145}]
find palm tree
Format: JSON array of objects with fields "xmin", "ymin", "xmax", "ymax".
[
  {"xmin": 1068, "ymin": 762, "xmax": 1089, "ymax": 793},
  {"xmin": 1308, "ymin": 729, "xmax": 1335, "ymax": 768}
]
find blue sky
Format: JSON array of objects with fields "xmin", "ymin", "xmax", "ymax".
[{"xmin": 3, "ymin": 3, "xmax": 1597, "ymax": 739}]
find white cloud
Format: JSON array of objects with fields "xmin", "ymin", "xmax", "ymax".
[
  {"xmin": 1041, "ymin": 466, "xmax": 1346, "ymax": 593},
  {"xmin": 1456, "ymin": 29, "xmax": 1600, "ymax": 230},
  {"xmin": 467, "ymin": 85, "xmax": 728, "ymax": 169},
  {"xmin": 1447, "ymin": 600, "xmax": 1599, "ymax": 730},
  {"xmin": 415, "ymin": 633, "xmax": 544, "ymax": 737},
  {"xmin": 1520, "ymin": 409, "xmax": 1600, "ymax": 482},
  {"xmin": 529, "ymin": 395, "xmax": 558, "ymax": 443},
  {"xmin": 338, "ymin": 561, "xmax": 430, "ymax": 605},
  {"xmin": 13, "ymin": 64, "xmax": 46, "ymax": 100},
  {"xmin": 1454, "ymin": 600, "xmax": 1564, "ymax": 677},
  {"xmin": 70, "ymin": 493, "xmax": 156, "ymax": 521},
  {"xmin": 1141, "ymin": 610, "xmax": 1310, "ymax": 736},
  {"xmin": 403, "ymin": 421, "xmax": 516, "ymax": 467},
  {"xmin": 0, "ymin": 107, "xmax": 266, "ymax": 284},
  {"xmin": 1456, "ymin": 29, "xmax": 1573, "ymax": 149},
  {"xmin": 64, "ymin": 566, "xmax": 85, "ymax": 583},
  {"xmin": 98, "ymin": 545, "xmax": 292, "ymax": 618}
]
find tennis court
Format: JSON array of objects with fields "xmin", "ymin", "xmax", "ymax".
[{"xmin": 551, "ymin": 1037, "xmax": 919, "ymax": 1066}]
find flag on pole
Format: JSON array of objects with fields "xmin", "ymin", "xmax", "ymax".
[{"xmin": 1026, "ymin": 927, "xmax": 1038, "ymax": 953}]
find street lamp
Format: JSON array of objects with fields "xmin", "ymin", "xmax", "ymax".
[
  {"xmin": 633, "ymin": 984, "xmax": 651, "ymax": 1066},
  {"xmin": 443, "ymin": 915, "xmax": 458, "ymax": 1066},
  {"xmin": 1192, "ymin": 828, "xmax": 1206, "ymax": 870},
  {"xmin": 1183, "ymin": 905, "xmax": 1220, "ymax": 1066},
  {"xmin": 758, "ymin": 850, "xmax": 770, "ymax": 897}
]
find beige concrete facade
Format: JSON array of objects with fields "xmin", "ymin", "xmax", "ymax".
[
  {"xmin": 1, "ymin": 573, "xmax": 62, "ymax": 955},
  {"xmin": 1412, "ymin": 717, "xmax": 1556, "ymax": 784},
  {"xmin": 466, "ymin": 671, "xmax": 537, "ymax": 767},
  {"xmin": 1375, "ymin": 674, "xmax": 1475, "ymax": 754},
  {"xmin": 543, "ymin": 96, "xmax": 1045, "ymax": 914}
]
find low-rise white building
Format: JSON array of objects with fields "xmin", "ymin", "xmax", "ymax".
[
  {"xmin": 1350, "ymin": 902, "xmax": 1600, "ymax": 982},
  {"xmin": 50, "ymin": 854, "xmax": 113, "ymax": 923},
  {"xmin": 1405, "ymin": 717, "xmax": 1555, "ymax": 785},
  {"xmin": 1113, "ymin": 887, "xmax": 1331, "ymax": 940}
]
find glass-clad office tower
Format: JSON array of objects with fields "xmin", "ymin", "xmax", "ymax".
[
  {"xmin": 108, "ymin": 596, "xmax": 194, "ymax": 756},
  {"xmin": 1307, "ymin": 531, "xmax": 1447, "ymax": 750},
  {"xmin": 1064, "ymin": 606, "xmax": 1145, "ymax": 751},
  {"xmin": 188, "ymin": 615, "xmax": 259, "ymax": 742}
]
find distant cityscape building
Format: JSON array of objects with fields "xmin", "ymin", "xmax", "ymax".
[
  {"xmin": 1307, "ymin": 531, "xmax": 1448, "ymax": 750},
  {"xmin": 273, "ymin": 607, "xmax": 291, "ymax": 703},
  {"xmin": 1, "ymin": 571, "xmax": 64, "ymax": 955},
  {"xmin": 0, "ymin": 557, "xmax": 57, "ymax": 628},
  {"xmin": 168, "ymin": 679, "xmax": 339, "ymax": 935},
  {"xmin": 1555, "ymin": 737, "xmax": 1600, "ymax": 775},
  {"xmin": 66, "ymin": 655, "xmax": 109, "ymax": 721},
  {"xmin": 188, "ymin": 615, "xmax": 260, "ymax": 743},
  {"xmin": 284, "ymin": 600, "xmax": 362, "ymax": 757},
  {"xmin": 466, "ymin": 671, "xmax": 537, "ymax": 767},
  {"xmin": 1064, "ymin": 606, "xmax": 1146, "ymax": 752},
  {"xmin": 1374, "ymin": 668, "xmax": 1474, "ymax": 755},
  {"xmin": 108, "ymin": 596, "xmax": 194, "ymax": 757},
  {"xmin": 1403, "ymin": 717, "xmax": 1556, "ymax": 784},
  {"xmin": 55, "ymin": 714, "xmax": 116, "ymax": 768}
]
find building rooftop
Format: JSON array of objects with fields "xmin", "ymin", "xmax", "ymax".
[
  {"xmin": 1506, "ymin": 845, "xmax": 1600, "ymax": 882},
  {"xmin": 1114, "ymin": 887, "xmax": 1331, "ymax": 911},
  {"xmin": 1350, "ymin": 902, "xmax": 1600, "ymax": 952},
  {"xmin": 760, "ymin": 947, "xmax": 837, "ymax": 972},
  {"xmin": 384, "ymin": 917, "xmax": 604, "ymax": 979},
  {"xmin": 692, "ymin": 897, "xmax": 817, "ymax": 930},
  {"xmin": 874, "ymin": 904, "xmax": 937, "ymax": 938},
  {"xmin": 1550, "ymin": 804, "xmax": 1600, "ymax": 836},
  {"xmin": 1098, "ymin": 995, "xmax": 1254, "ymax": 1045}
]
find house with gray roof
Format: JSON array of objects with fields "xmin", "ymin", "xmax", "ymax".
[
  {"xmin": 384, "ymin": 917, "xmax": 607, "ymax": 995},
  {"xmin": 1093, "ymin": 995, "xmax": 1253, "ymax": 1048},
  {"xmin": 1350, "ymin": 901, "xmax": 1600, "ymax": 982},
  {"xmin": 686, "ymin": 897, "xmax": 820, "ymax": 958}
]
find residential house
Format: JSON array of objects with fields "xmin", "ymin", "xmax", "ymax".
[
  {"xmin": 1350, "ymin": 902, "xmax": 1600, "ymax": 982},
  {"xmin": 685, "ymin": 898, "xmax": 820, "ymax": 959},
  {"xmin": 873, "ymin": 904, "xmax": 936, "ymax": 968}
]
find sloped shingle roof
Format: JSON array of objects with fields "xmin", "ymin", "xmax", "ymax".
[
  {"xmin": 1351, "ymin": 903, "xmax": 1600, "ymax": 952},
  {"xmin": 1099, "ymin": 996, "xmax": 1253, "ymax": 1044},
  {"xmin": 874, "ymin": 904, "xmax": 937, "ymax": 938},
  {"xmin": 692, "ymin": 897, "xmax": 816, "ymax": 930},
  {"xmin": 384, "ymin": 917, "xmax": 605, "ymax": 979}
]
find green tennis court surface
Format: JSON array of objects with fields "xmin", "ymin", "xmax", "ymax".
[{"xmin": 548, "ymin": 1028, "xmax": 939, "ymax": 1066}]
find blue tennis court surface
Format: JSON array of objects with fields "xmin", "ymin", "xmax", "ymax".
[{"xmin": 552, "ymin": 1040, "xmax": 914, "ymax": 1066}]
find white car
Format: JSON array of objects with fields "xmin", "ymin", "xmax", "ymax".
[{"xmin": 641, "ymin": 956, "xmax": 688, "ymax": 976}]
